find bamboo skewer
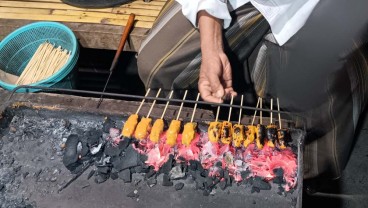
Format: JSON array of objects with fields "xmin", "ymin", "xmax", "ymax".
[
  {"xmin": 160, "ymin": 90, "xmax": 174, "ymax": 119},
  {"xmin": 190, "ymin": 93, "xmax": 200, "ymax": 123},
  {"xmin": 135, "ymin": 88, "xmax": 151, "ymax": 115},
  {"xmin": 270, "ymin": 98, "xmax": 273, "ymax": 124},
  {"xmin": 146, "ymin": 88, "xmax": 162, "ymax": 118},
  {"xmin": 277, "ymin": 98, "xmax": 282, "ymax": 129},
  {"xmin": 260, "ymin": 98, "xmax": 263, "ymax": 125},
  {"xmin": 228, "ymin": 95, "xmax": 234, "ymax": 122},
  {"xmin": 215, "ymin": 106, "xmax": 220, "ymax": 122},
  {"xmin": 251, "ymin": 97, "xmax": 261, "ymax": 126},
  {"xmin": 176, "ymin": 90, "xmax": 188, "ymax": 120},
  {"xmin": 238, "ymin": 95, "xmax": 244, "ymax": 125}
]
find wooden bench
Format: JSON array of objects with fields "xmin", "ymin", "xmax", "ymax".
[{"xmin": 0, "ymin": 0, "xmax": 169, "ymax": 51}]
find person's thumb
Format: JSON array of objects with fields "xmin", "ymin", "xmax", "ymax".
[{"xmin": 209, "ymin": 74, "xmax": 225, "ymax": 99}]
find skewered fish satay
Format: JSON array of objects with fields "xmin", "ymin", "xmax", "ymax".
[
  {"xmin": 122, "ymin": 114, "xmax": 139, "ymax": 137},
  {"xmin": 243, "ymin": 125, "xmax": 257, "ymax": 147},
  {"xmin": 150, "ymin": 91, "xmax": 174, "ymax": 143},
  {"xmin": 208, "ymin": 106, "xmax": 222, "ymax": 143},
  {"xmin": 134, "ymin": 89, "xmax": 161, "ymax": 140},
  {"xmin": 221, "ymin": 95, "xmax": 234, "ymax": 145},
  {"xmin": 182, "ymin": 93, "xmax": 200, "ymax": 146},
  {"xmin": 121, "ymin": 89, "xmax": 151, "ymax": 137},
  {"xmin": 266, "ymin": 98, "xmax": 278, "ymax": 147},
  {"xmin": 266, "ymin": 123, "xmax": 278, "ymax": 148},
  {"xmin": 232, "ymin": 95, "xmax": 245, "ymax": 148},
  {"xmin": 255, "ymin": 124, "xmax": 267, "ymax": 149},
  {"xmin": 166, "ymin": 90, "xmax": 188, "ymax": 147}
]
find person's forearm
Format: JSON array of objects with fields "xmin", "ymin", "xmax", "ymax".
[{"xmin": 198, "ymin": 10, "xmax": 224, "ymax": 57}]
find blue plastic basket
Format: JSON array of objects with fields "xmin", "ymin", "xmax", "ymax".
[{"xmin": 0, "ymin": 21, "xmax": 79, "ymax": 92}]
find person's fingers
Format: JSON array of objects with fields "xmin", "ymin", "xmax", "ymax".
[
  {"xmin": 198, "ymin": 79, "xmax": 223, "ymax": 103},
  {"xmin": 208, "ymin": 73, "xmax": 225, "ymax": 99}
]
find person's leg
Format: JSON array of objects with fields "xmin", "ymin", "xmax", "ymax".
[
  {"xmin": 137, "ymin": 1, "xmax": 269, "ymax": 99},
  {"xmin": 249, "ymin": 0, "xmax": 368, "ymax": 179}
]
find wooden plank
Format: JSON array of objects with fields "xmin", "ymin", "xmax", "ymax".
[
  {"xmin": 0, "ymin": 19, "xmax": 149, "ymax": 51},
  {"xmin": 0, "ymin": 13, "xmax": 154, "ymax": 28},
  {"xmin": 4, "ymin": 0, "xmax": 166, "ymax": 5},
  {"xmin": 0, "ymin": 1, "xmax": 163, "ymax": 11}
]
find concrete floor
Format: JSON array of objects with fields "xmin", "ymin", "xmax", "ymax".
[{"xmin": 303, "ymin": 111, "xmax": 368, "ymax": 207}]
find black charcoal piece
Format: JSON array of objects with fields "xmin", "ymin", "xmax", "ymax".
[
  {"xmin": 215, "ymin": 161, "xmax": 222, "ymax": 167},
  {"xmin": 200, "ymin": 170, "xmax": 208, "ymax": 178},
  {"xmin": 177, "ymin": 156, "xmax": 186, "ymax": 161},
  {"xmin": 213, "ymin": 177, "xmax": 220, "ymax": 185},
  {"xmin": 111, "ymin": 157, "xmax": 124, "ymax": 171},
  {"xmin": 103, "ymin": 118, "xmax": 116, "ymax": 133},
  {"xmin": 110, "ymin": 172, "xmax": 119, "ymax": 180},
  {"xmin": 205, "ymin": 177, "xmax": 214, "ymax": 188},
  {"xmin": 147, "ymin": 178, "xmax": 157, "ymax": 187},
  {"xmin": 104, "ymin": 143, "xmax": 122, "ymax": 157},
  {"xmin": 121, "ymin": 145, "xmax": 140, "ymax": 170},
  {"xmin": 127, "ymin": 190, "xmax": 139, "ymax": 198},
  {"xmin": 80, "ymin": 141, "xmax": 89, "ymax": 157},
  {"xmin": 219, "ymin": 180, "xmax": 227, "ymax": 190},
  {"xmin": 145, "ymin": 168, "xmax": 156, "ymax": 179},
  {"xmin": 87, "ymin": 170, "xmax": 95, "ymax": 180},
  {"xmin": 252, "ymin": 177, "xmax": 271, "ymax": 190},
  {"xmin": 94, "ymin": 173, "xmax": 109, "ymax": 184},
  {"xmin": 162, "ymin": 174, "xmax": 173, "ymax": 186},
  {"xmin": 130, "ymin": 167, "xmax": 136, "ymax": 173},
  {"xmin": 140, "ymin": 154, "xmax": 148, "ymax": 163},
  {"xmin": 174, "ymin": 182, "xmax": 184, "ymax": 191},
  {"xmin": 160, "ymin": 155, "xmax": 174, "ymax": 174},
  {"xmin": 63, "ymin": 135, "xmax": 79, "ymax": 168},
  {"xmin": 218, "ymin": 169, "xmax": 224, "ymax": 178},
  {"xmin": 86, "ymin": 129, "xmax": 102, "ymax": 147},
  {"xmin": 189, "ymin": 160, "xmax": 198, "ymax": 171},
  {"xmin": 251, "ymin": 186, "xmax": 260, "ymax": 193},
  {"xmin": 119, "ymin": 169, "xmax": 131, "ymax": 183},
  {"xmin": 134, "ymin": 166, "xmax": 142, "ymax": 173},
  {"xmin": 273, "ymin": 176, "xmax": 285, "ymax": 184},
  {"xmin": 224, "ymin": 170, "xmax": 230, "ymax": 183},
  {"xmin": 97, "ymin": 166, "xmax": 110, "ymax": 174},
  {"xmin": 118, "ymin": 138, "xmax": 131, "ymax": 151},
  {"xmin": 273, "ymin": 168, "xmax": 284, "ymax": 177},
  {"xmin": 241, "ymin": 170, "xmax": 250, "ymax": 180}
]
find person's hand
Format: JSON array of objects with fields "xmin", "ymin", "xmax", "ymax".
[
  {"xmin": 199, "ymin": 51, "xmax": 237, "ymax": 103},
  {"xmin": 197, "ymin": 11, "xmax": 237, "ymax": 103}
]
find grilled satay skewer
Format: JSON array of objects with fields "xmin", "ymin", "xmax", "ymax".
[
  {"xmin": 150, "ymin": 90, "xmax": 174, "ymax": 143},
  {"xmin": 276, "ymin": 98, "xmax": 289, "ymax": 149},
  {"xmin": 134, "ymin": 89, "xmax": 162, "ymax": 140},
  {"xmin": 266, "ymin": 98, "xmax": 278, "ymax": 148},
  {"xmin": 255, "ymin": 98, "xmax": 266, "ymax": 149},
  {"xmin": 166, "ymin": 90, "xmax": 188, "ymax": 147},
  {"xmin": 232, "ymin": 95, "xmax": 245, "ymax": 148},
  {"xmin": 244, "ymin": 97, "xmax": 260, "ymax": 147},
  {"xmin": 220, "ymin": 95, "xmax": 234, "ymax": 145},
  {"xmin": 208, "ymin": 106, "xmax": 222, "ymax": 143},
  {"xmin": 122, "ymin": 89, "xmax": 151, "ymax": 137},
  {"xmin": 182, "ymin": 93, "xmax": 200, "ymax": 146}
]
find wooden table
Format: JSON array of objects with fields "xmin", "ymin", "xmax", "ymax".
[{"xmin": 0, "ymin": 0, "xmax": 169, "ymax": 51}]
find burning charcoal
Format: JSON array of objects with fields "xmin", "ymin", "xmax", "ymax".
[
  {"xmin": 111, "ymin": 172, "xmax": 119, "ymax": 180},
  {"xmin": 127, "ymin": 190, "xmax": 139, "ymax": 198},
  {"xmin": 103, "ymin": 117, "xmax": 116, "ymax": 133},
  {"xmin": 118, "ymin": 138, "xmax": 131, "ymax": 151},
  {"xmin": 252, "ymin": 177, "xmax": 271, "ymax": 190},
  {"xmin": 147, "ymin": 178, "xmax": 157, "ymax": 188},
  {"xmin": 174, "ymin": 182, "xmax": 184, "ymax": 191},
  {"xmin": 104, "ymin": 143, "xmax": 122, "ymax": 157},
  {"xmin": 119, "ymin": 169, "xmax": 131, "ymax": 183},
  {"xmin": 109, "ymin": 128, "xmax": 121, "ymax": 138},
  {"xmin": 219, "ymin": 180, "xmax": 227, "ymax": 190},
  {"xmin": 63, "ymin": 135, "xmax": 80, "ymax": 168},
  {"xmin": 145, "ymin": 168, "xmax": 156, "ymax": 179},
  {"xmin": 218, "ymin": 169, "xmax": 224, "ymax": 178},
  {"xmin": 189, "ymin": 160, "xmax": 204, "ymax": 173},
  {"xmin": 241, "ymin": 170, "xmax": 250, "ymax": 180},
  {"xmin": 160, "ymin": 155, "xmax": 174, "ymax": 175},
  {"xmin": 162, "ymin": 174, "xmax": 173, "ymax": 186},
  {"xmin": 215, "ymin": 161, "xmax": 222, "ymax": 167},
  {"xmin": 169, "ymin": 165, "xmax": 185, "ymax": 180},
  {"xmin": 94, "ymin": 173, "xmax": 109, "ymax": 184},
  {"xmin": 273, "ymin": 168, "xmax": 284, "ymax": 177},
  {"xmin": 97, "ymin": 166, "xmax": 110, "ymax": 174},
  {"xmin": 87, "ymin": 170, "xmax": 95, "ymax": 180}
]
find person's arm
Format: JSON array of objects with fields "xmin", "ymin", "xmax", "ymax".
[{"xmin": 197, "ymin": 11, "xmax": 237, "ymax": 103}]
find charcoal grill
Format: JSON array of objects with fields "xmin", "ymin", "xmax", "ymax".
[{"xmin": 0, "ymin": 86, "xmax": 306, "ymax": 208}]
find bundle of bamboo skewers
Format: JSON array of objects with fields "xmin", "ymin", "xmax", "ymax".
[{"xmin": 15, "ymin": 42, "xmax": 70, "ymax": 85}]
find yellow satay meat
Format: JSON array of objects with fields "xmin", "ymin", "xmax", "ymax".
[
  {"xmin": 266, "ymin": 124, "xmax": 278, "ymax": 148},
  {"xmin": 166, "ymin": 120, "xmax": 181, "ymax": 147},
  {"xmin": 182, "ymin": 122, "xmax": 197, "ymax": 146},
  {"xmin": 220, "ymin": 121, "xmax": 233, "ymax": 145},
  {"xmin": 134, "ymin": 117, "xmax": 152, "ymax": 140},
  {"xmin": 150, "ymin": 118, "xmax": 164, "ymax": 143},
  {"xmin": 122, "ymin": 114, "xmax": 139, "ymax": 137},
  {"xmin": 208, "ymin": 122, "xmax": 222, "ymax": 143},
  {"xmin": 232, "ymin": 124, "xmax": 245, "ymax": 148},
  {"xmin": 243, "ymin": 125, "xmax": 257, "ymax": 147}
]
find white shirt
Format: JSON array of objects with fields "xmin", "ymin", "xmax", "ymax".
[{"xmin": 176, "ymin": 0, "xmax": 319, "ymax": 46}]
